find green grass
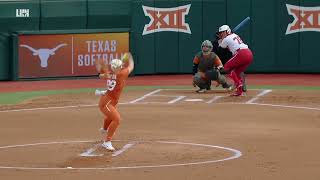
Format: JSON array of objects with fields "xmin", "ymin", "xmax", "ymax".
[
  {"xmin": 0, "ymin": 88, "xmax": 94, "ymax": 105},
  {"xmin": 0, "ymin": 85, "xmax": 319, "ymax": 105}
]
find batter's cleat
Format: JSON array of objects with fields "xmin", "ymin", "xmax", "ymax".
[
  {"xmin": 240, "ymin": 72, "xmax": 247, "ymax": 92},
  {"xmin": 242, "ymin": 85, "xmax": 247, "ymax": 92},
  {"xmin": 196, "ymin": 89, "xmax": 206, "ymax": 93},
  {"xmin": 231, "ymin": 91, "xmax": 243, "ymax": 96},
  {"xmin": 102, "ymin": 141, "xmax": 115, "ymax": 151},
  {"xmin": 231, "ymin": 86, "xmax": 243, "ymax": 96}
]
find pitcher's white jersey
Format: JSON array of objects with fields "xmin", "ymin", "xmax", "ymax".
[{"xmin": 219, "ymin": 33, "xmax": 248, "ymax": 55}]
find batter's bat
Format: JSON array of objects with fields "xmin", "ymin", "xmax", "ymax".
[{"xmin": 232, "ymin": 16, "xmax": 251, "ymax": 33}]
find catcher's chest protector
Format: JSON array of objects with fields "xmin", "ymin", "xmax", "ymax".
[{"xmin": 198, "ymin": 53, "xmax": 215, "ymax": 72}]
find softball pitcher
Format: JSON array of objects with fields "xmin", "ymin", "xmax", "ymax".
[{"xmin": 95, "ymin": 53, "xmax": 134, "ymax": 151}]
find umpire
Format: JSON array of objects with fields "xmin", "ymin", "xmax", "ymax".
[{"xmin": 192, "ymin": 40, "xmax": 231, "ymax": 93}]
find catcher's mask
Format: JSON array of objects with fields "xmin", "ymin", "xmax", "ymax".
[
  {"xmin": 201, "ymin": 40, "xmax": 213, "ymax": 55},
  {"xmin": 110, "ymin": 59, "xmax": 123, "ymax": 72}
]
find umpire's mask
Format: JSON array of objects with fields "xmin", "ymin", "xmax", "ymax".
[{"xmin": 201, "ymin": 40, "xmax": 213, "ymax": 55}]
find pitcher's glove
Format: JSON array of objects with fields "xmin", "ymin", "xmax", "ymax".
[{"xmin": 95, "ymin": 89, "xmax": 107, "ymax": 96}]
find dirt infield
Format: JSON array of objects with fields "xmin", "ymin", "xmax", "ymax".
[{"xmin": 0, "ymin": 87, "xmax": 320, "ymax": 180}]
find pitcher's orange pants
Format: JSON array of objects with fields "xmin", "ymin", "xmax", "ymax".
[{"xmin": 99, "ymin": 95, "xmax": 120, "ymax": 141}]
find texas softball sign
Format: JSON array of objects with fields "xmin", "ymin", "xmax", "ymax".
[{"xmin": 18, "ymin": 32, "xmax": 129, "ymax": 78}]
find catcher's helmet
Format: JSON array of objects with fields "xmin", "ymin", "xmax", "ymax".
[
  {"xmin": 218, "ymin": 25, "xmax": 231, "ymax": 34},
  {"xmin": 201, "ymin": 40, "xmax": 213, "ymax": 55},
  {"xmin": 110, "ymin": 59, "xmax": 123, "ymax": 71}
]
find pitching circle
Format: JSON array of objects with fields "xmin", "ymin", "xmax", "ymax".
[{"xmin": 0, "ymin": 140, "xmax": 242, "ymax": 170}]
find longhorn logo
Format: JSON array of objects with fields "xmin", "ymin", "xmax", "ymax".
[
  {"xmin": 286, "ymin": 4, "xmax": 320, "ymax": 35},
  {"xmin": 20, "ymin": 44, "xmax": 68, "ymax": 68},
  {"xmin": 142, "ymin": 4, "xmax": 191, "ymax": 35}
]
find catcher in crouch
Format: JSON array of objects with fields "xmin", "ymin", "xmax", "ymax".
[
  {"xmin": 95, "ymin": 53, "xmax": 134, "ymax": 151},
  {"xmin": 192, "ymin": 40, "xmax": 231, "ymax": 93}
]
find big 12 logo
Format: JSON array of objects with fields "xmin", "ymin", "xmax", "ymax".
[
  {"xmin": 286, "ymin": 4, "xmax": 320, "ymax": 35},
  {"xmin": 142, "ymin": 4, "xmax": 192, "ymax": 35}
]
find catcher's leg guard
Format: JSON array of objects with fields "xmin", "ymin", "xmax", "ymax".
[
  {"xmin": 218, "ymin": 74, "xmax": 232, "ymax": 89},
  {"xmin": 206, "ymin": 81, "xmax": 211, "ymax": 90},
  {"xmin": 193, "ymin": 73, "xmax": 209, "ymax": 90},
  {"xmin": 206, "ymin": 69, "xmax": 231, "ymax": 89}
]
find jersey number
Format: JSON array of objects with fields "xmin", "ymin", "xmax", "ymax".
[
  {"xmin": 233, "ymin": 36, "xmax": 243, "ymax": 44},
  {"xmin": 107, "ymin": 79, "xmax": 116, "ymax": 91}
]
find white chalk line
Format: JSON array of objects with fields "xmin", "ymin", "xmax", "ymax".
[
  {"xmin": 206, "ymin": 96, "xmax": 224, "ymax": 104},
  {"xmin": 1, "ymin": 89, "xmax": 319, "ymax": 112},
  {"xmin": 246, "ymin": 89, "xmax": 272, "ymax": 104},
  {"xmin": 129, "ymin": 89, "xmax": 162, "ymax": 104},
  {"xmin": 0, "ymin": 104, "xmax": 98, "ymax": 113},
  {"xmin": 112, "ymin": 142, "xmax": 136, "ymax": 157},
  {"xmin": 147, "ymin": 88, "xmax": 320, "ymax": 111},
  {"xmin": 168, "ymin": 96, "xmax": 186, "ymax": 104},
  {"xmin": 79, "ymin": 143, "xmax": 103, "ymax": 157},
  {"xmin": 1, "ymin": 100, "xmax": 319, "ymax": 112},
  {"xmin": 151, "ymin": 95, "xmax": 183, "ymax": 97},
  {"xmin": 160, "ymin": 88, "xmax": 265, "ymax": 91},
  {"xmin": 0, "ymin": 140, "xmax": 242, "ymax": 170},
  {"xmin": 247, "ymin": 102, "xmax": 320, "ymax": 111},
  {"xmin": 0, "ymin": 89, "xmax": 162, "ymax": 113},
  {"xmin": 0, "ymin": 140, "xmax": 94, "ymax": 149},
  {"xmin": 132, "ymin": 102, "xmax": 169, "ymax": 104},
  {"xmin": 185, "ymin": 99, "xmax": 204, "ymax": 102},
  {"xmin": 142, "ymin": 94, "xmax": 186, "ymax": 104}
]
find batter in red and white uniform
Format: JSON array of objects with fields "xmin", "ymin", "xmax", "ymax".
[{"xmin": 218, "ymin": 25, "xmax": 253, "ymax": 96}]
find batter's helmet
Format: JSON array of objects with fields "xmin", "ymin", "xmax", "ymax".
[{"xmin": 218, "ymin": 25, "xmax": 231, "ymax": 34}]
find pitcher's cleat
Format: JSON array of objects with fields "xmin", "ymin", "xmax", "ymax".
[
  {"xmin": 100, "ymin": 128, "xmax": 116, "ymax": 136},
  {"xmin": 102, "ymin": 141, "xmax": 115, "ymax": 151},
  {"xmin": 99, "ymin": 128, "xmax": 108, "ymax": 135}
]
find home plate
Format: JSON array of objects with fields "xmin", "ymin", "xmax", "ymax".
[{"xmin": 184, "ymin": 99, "xmax": 204, "ymax": 102}]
